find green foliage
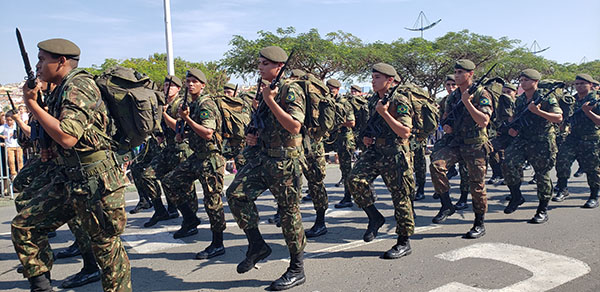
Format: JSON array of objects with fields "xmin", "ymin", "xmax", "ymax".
[{"xmin": 85, "ymin": 53, "xmax": 229, "ymax": 96}]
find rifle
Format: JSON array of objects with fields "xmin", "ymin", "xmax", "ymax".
[
  {"xmin": 233, "ymin": 84, "xmax": 238, "ymax": 97},
  {"xmin": 503, "ymin": 83, "xmax": 564, "ymax": 132},
  {"xmin": 566, "ymin": 95, "xmax": 600, "ymax": 126},
  {"xmin": 16, "ymin": 28, "xmax": 36, "ymax": 90},
  {"xmin": 359, "ymin": 89, "xmax": 392, "ymax": 141},
  {"xmin": 440, "ymin": 63, "xmax": 498, "ymax": 127},
  {"xmin": 246, "ymin": 49, "xmax": 295, "ymax": 135},
  {"xmin": 175, "ymin": 72, "xmax": 190, "ymax": 137}
]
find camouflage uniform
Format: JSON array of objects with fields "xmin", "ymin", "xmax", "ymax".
[
  {"xmin": 11, "ymin": 69, "xmax": 131, "ymax": 291},
  {"xmin": 409, "ymin": 136, "xmax": 426, "ymax": 195},
  {"xmin": 556, "ymin": 92, "xmax": 600, "ymax": 193},
  {"xmin": 503, "ymin": 91, "xmax": 562, "ymax": 201},
  {"xmin": 139, "ymin": 97, "xmax": 196, "ymax": 212},
  {"xmin": 227, "ymin": 81, "xmax": 307, "ymax": 255},
  {"xmin": 489, "ymin": 93, "xmax": 516, "ymax": 175},
  {"xmin": 303, "ymin": 137, "xmax": 328, "ymax": 211},
  {"xmin": 430, "ymin": 86, "xmax": 493, "ymax": 215},
  {"xmin": 162, "ymin": 95, "xmax": 226, "ymax": 233},
  {"xmin": 349, "ymin": 89, "xmax": 415, "ymax": 236},
  {"xmin": 336, "ymin": 94, "xmax": 356, "ymax": 199},
  {"xmin": 129, "ymin": 137, "xmax": 163, "ymax": 205}
]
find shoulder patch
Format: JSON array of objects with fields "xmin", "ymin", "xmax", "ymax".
[
  {"xmin": 480, "ymin": 98, "xmax": 491, "ymax": 106},
  {"xmin": 548, "ymin": 97, "xmax": 557, "ymax": 105},
  {"xmin": 397, "ymin": 104, "xmax": 409, "ymax": 114},
  {"xmin": 286, "ymin": 92, "xmax": 296, "ymax": 103},
  {"xmin": 199, "ymin": 109, "xmax": 210, "ymax": 119}
]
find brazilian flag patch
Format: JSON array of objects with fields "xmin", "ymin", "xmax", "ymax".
[
  {"xmin": 480, "ymin": 98, "xmax": 491, "ymax": 106},
  {"xmin": 397, "ymin": 104, "xmax": 409, "ymax": 114},
  {"xmin": 286, "ymin": 92, "xmax": 296, "ymax": 103},
  {"xmin": 199, "ymin": 110, "xmax": 210, "ymax": 119}
]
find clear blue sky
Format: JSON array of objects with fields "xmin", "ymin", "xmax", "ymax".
[{"xmin": 2, "ymin": 0, "xmax": 599, "ymax": 85}]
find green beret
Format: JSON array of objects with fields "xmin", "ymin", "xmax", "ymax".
[
  {"xmin": 350, "ymin": 85, "xmax": 362, "ymax": 92},
  {"xmin": 445, "ymin": 74, "xmax": 455, "ymax": 82},
  {"xmin": 454, "ymin": 59, "xmax": 475, "ymax": 71},
  {"xmin": 520, "ymin": 69, "xmax": 541, "ymax": 81},
  {"xmin": 372, "ymin": 63, "xmax": 397, "ymax": 78},
  {"xmin": 37, "ymin": 38, "xmax": 80, "ymax": 60},
  {"xmin": 394, "ymin": 74, "xmax": 402, "ymax": 82},
  {"xmin": 291, "ymin": 69, "xmax": 306, "ymax": 78},
  {"xmin": 326, "ymin": 79, "xmax": 342, "ymax": 88},
  {"xmin": 187, "ymin": 68, "xmax": 207, "ymax": 84},
  {"xmin": 259, "ymin": 46, "xmax": 288, "ymax": 63},
  {"xmin": 503, "ymin": 83, "xmax": 517, "ymax": 91},
  {"xmin": 575, "ymin": 73, "xmax": 595, "ymax": 84},
  {"xmin": 223, "ymin": 83, "xmax": 236, "ymax": 90},
  {"xmin": 164, "ymin": 75, "xmax": 182, "ymax": 87}
]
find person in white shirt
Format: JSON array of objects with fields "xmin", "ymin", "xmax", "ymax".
[{"xmin": 0, "ymin": 115, "xmax": 23, "ymax": 179}]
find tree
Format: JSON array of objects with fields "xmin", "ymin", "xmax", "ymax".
[{"xmin": 85, "ymin": 53, "xmax": 229, "ymax": 96}]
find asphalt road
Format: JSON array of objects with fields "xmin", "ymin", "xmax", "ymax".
[{"xmin": 0, "ymin": 161, "xmax": 598, "ymax": 292}]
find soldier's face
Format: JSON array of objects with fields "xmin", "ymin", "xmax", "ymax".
[
  {"xmin": 163, "ymin": 83, "xmax": 180, "ymax": 99},
  {"xmin": 224, "ymin": 88, "xmax": 235, "ymax": 97},
  {"xmin": 328, "ymin": 86, "xmax": 340, "ymax": 96},
  {"xmin": 519, "ymin": 77, "xmax": 537, "ymax": 91},
  {"xmin": 502, "ymin": 87, "xmax": 516, "ymax": 98},
  {"xmin": 574, "ymin": 80, "xmax": 592, "ymax": 95},
  {"xmin": 36, "ymin": 50, "xmax": 62, "ymax": 84},
  {"xmin": 453, "ymin": 69, "xmax": 473, "ymax": 86},
  {"xmin": 371, "ymin": 72, "xmax": 393, "ymax": 93},
  {"xmin": 258, "ymin": 57, "xmax": 282, "ymax": 81},
  {"xmin": 350, "ymin": 89, "xmax": 361, "ymax": 95},
  {"xmin": 444, "ymin": 80, "xmax": 457, "ymax": 94},
  {"xmin": 186, "ymin": 77, "xmax": 205, "ymax": 95}
]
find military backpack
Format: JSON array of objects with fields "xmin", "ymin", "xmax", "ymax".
[
  {"xmin": 396, "ymin": 83, "xmax": 440, "ymax": 139},
  {"xmin": 214, "ymin": 94, "xmax": 252, "ymax": 141},
  {"xmin": 290, "ymin": 74, "xmax": 339, "ymax": 140},
  {"xmin": 95, "ymin": 65, "xmax": 166, "ymax": 152}
]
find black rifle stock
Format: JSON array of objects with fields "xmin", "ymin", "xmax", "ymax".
[{"xmin": 16, "ymin": 28, "xmax": 36, "ymax": 90}]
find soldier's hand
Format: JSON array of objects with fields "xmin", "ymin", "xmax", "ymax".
[
  {"xmin": 508, "ymin": 128, "xmax": 518, "ymax": 137},
  {"xmin": 262, "ymin": 84, "xmax": 278, "ymax": 104},
  {"xmin": 178, "ymin": 106, "xmax": 190, "ymax": 119},
  {"xmin": 527, "ymin": 102, "xmax": 541, "ymax": 114},
  {"xmin": 443, "ymin": 124, "xmax": 453, "ymax": 134},
  {"xmin": 22, "ymin": 80, "xmax": 41, "ymax": 103},
  {"xmin": 461, "ymin": 90, "xmax": 473, "ymax": 104},
  {"xmin": 582, "ymin": 102, "xmax": 593, "ymax": 113},
  {"xmin": 246, "ymin": 133, "xmax": 258, "ymax": 146},
  {"xmin": 363, "ymin": 137, "xmax": 373, "ymax": 146},
  {"xmin": 375, "ymin": 99, "xmax": 389, "ymax": 116}
]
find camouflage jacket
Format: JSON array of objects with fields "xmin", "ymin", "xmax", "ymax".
[
  {"xmin": 570, "ymin": 91, "xmax": 600, "ymax": 138},
  {"xmin": 188, "ymin": 95, "xmax": 222, "ymax": 154},
  {"xmin": 513, "ymin": 90, "xmax": 562, "ymax": 141},
  {"xmin": 444, "ymin": 86, "xmax": 493, "ymax": 144},
  {"xmin": 364, "ymin": 87, "xmax": 413, "ymax": 148},
  {"xmin": 258, "ymin": 81, "xmax": 305, "ymax": 149}
]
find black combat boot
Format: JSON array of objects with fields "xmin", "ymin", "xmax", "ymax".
[
  {"xmin": 529, "ymin": 199, "xmax": 549, "ymax": 224},
  {"xmin": 383, "ymin": 236, "xmax": 412, "ymax": 259},
  {"xmin": 582, "ymin": 187, "xmax": 599, "ymax": 209},
  {"xmin": 305, "ymin": 209, "xmax": 327, "ymax": 238},
  {"xmin": 413, "ymin": 183, "xmax": 425, "ymax": 201},
  {"xmin": 130, "ymin": 197, "xmax": 152, "ymax": 214},
  {"xmin": 552, "ymin": 178, "xmax": 569, "ymax": 202},
  {"xmin": 144, "ymin": 198, "xmax": 171, "ymax": 228},
  {"xmin": 454, "ymin": 190, "xmax": 469, "ymax": 210},
  {"xmin": 302, "ymin": 193, "xmax": 313, "ymax": 202},
  {"xmin": 335, "ymin": 177, "xmax": 344, "ymax": 187},
  {"xmin": 56, "ymin": 241, "xmax": 81, "ymax": 259},
  {"xmin": 173, "ymin": 203, "xmax": 201, "ymax": 239},
  {"xmin": 167, "ymin": 200, "xmax": 179, "ymax": 219},
  {"xmin": 446, "ymin": 165, "xmax": 458, "ymax": 179},
  {"xmin": 60, "ymin": 250, "xmax": 101, "ymax": 288},
  {"xmin": 29, "ymin": 271, "xmax": 52, "ymax": 292},
  {"xmin": 334, "ymin": 190, "xmax": 353, "ymax": 208},
  {"xmin": 465, "ymin": 213, "xmax": 486, "ymax": 239},
  {"xmin": 504, "ymin": 185, "xmax": 525, "ymax": 214},
  {"xmin": 269, "ymin": 252, "xmax": 306, "ymax": 291},
  {"xmin": 195, "ymin": 230, "xmax": 226, "ymax": 259},
  {"xmin": 573, "ymin": 167, "xmax": 584, "ymax": 177},
  {"xmin": 362, "ymin": 205, "xmax": 385, "ymax": 242},
  {"xmin": 237, "ymin": 228, "xmax": 272, "ymax": 274},
  {"xmin": 432, "ymin": 192, "xmax": 455, "ymax": 224}
]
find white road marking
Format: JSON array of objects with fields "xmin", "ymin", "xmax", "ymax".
[{"xmin": 431, "ymin": 243, "xmax": 591, "ymax": 292}]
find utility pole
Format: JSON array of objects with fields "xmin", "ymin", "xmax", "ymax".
[{"xmin": 164, "ymin": 0, "xmax": 175, "ymax": 75}]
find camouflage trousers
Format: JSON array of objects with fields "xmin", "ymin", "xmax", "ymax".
[
  {"xmin": 348, "ymin": 145, "xmax": 415, "ymax": 236},
  {"xmin": 410, "ymin": 137, "xmax": 427, "ymax": 187},
  {"xmin": 430, "ymin": 143, "xmax": 489, "ymax": 214},
  {"xmin": 12, "ymin": 166, "xmax": 131, "ymax": 292},
  {"xmin": 556, "ymin": 136, "xmax": 600, "ymax": 190},
  {"xmin": 488, "ymin": 137, "xmax": 505, "ymax": 176},
  {"xmin": 226, "ymin": 149, "xmax": 307, "ymax": 255},
  {"xmin": 337, "ymin": 129, "xmax": 356, "ymax": 196},
  {"xmin": 303, "ymin": 140, "xmax": 328, "ymax": 211},
  {"xmin": 130, "ymin": 138, "xmax": 163, "ymax": 203},
  {"xmin": 503, "ymin": 136, "xmax": 557, "ymax": 201},
  {"xmin": 223, "ymin": 138, "xmax": 247, "ymax": 169},
  {"xmin": 163, "ymin": 152, "xmax": 226, "ymax": 232},
  {"xmin": 140, "ymin": 143, "xmax": 196, "ymax": 211}
]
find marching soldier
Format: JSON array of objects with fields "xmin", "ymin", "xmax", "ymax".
[
  {"xmin": 347, "ymin": 63, "xmax": 415, "ymax": 259},
  {"xmin": 226, "ymin": 46, "xmax": 308, "ymax": 290},
  {"xmin": 553, "ymin": 74, "xmax": 600, "ymax": 208},
  {"xmin": 12, "ymin": 38, "xmax": 131, "ymax": 291},
  {"xmin": 503, "ymin": 69, "xmax": 563, "ymax": 223},
  {"xmin": 430, "ymin": 59, "xmax": 493, "ymax": 239}
]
